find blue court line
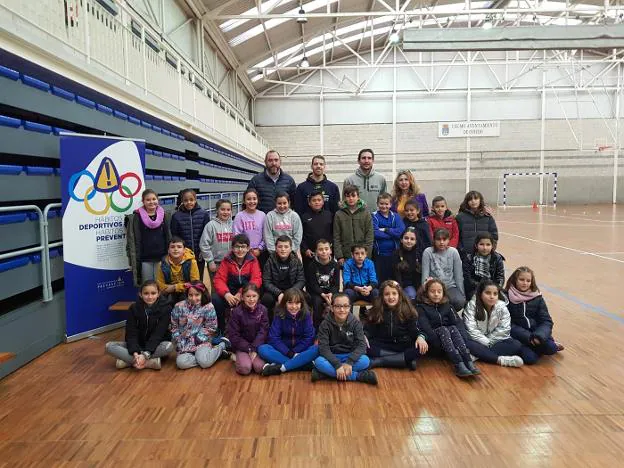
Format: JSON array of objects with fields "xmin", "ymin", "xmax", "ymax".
[{"xmin": 541, "ymin": 284, "xmax": 624, "ymax": 325}]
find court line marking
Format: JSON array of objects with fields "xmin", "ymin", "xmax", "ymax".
[
  {"xmin": 501, "ymin": 231, "xmax": 624, "ymax": 264},
  {"xmin": 498, "ymin": 221, "xmax": 624, "ymax": 227},
  {"xmin": 541, "ymin": 284, "xmax": 624, "ymax": 325},
  {"xmin": 582, "ymin": 251, "xmax": 624, "ymax": 255},
  {"xmin": 540, "ymin": 213, "xmax": 624, "ymax": 224}
]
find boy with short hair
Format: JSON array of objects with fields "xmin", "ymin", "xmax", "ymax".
[
  {"xmin": 212, "ymin": 233, "xmax": 262, "ymax": 330},
  {"xmin": 305, "ymin": 238, "xmax": 340, "ymax": 327},
  {"xmin": 262, "ymin": 235, "xmax": 306, "ymax": 317},
  {"xmin": 333, "ymin": 185, "xmax": 373, "ymax": 266},
  {"xmin": 156, "ymin": 236, "xmax": 200, "ymax": 301},
  {"xmin": 343, "ymin": 244, "xmax": 379, "ymax": 306},
  {"xmin": 372, "ymin": 192, "xmax": 405, "ymax": 283},
  {"xmin": 427, "ymin": 196, "xmax": 459, "ymax": 248},
  {"xmin": 300, "ymin": 190, "xmax": 333, "ymax": 266}
]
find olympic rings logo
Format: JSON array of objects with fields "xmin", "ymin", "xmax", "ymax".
[{"xmin": 68, "ymin": 167, "xmax": 142, "ymax": 216}]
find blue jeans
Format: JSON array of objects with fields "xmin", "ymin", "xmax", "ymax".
[
  {"xmin": 257, "ymin": 344, "xmax": 319, "ymax": 371},
  {"xmin": 344, "ymin": 288, "xmax": 379, "ymax": 303},
  {"xmin": 519, "ymin": 337, "xmax": 558, "ymax": 365},
  {"xmin": 313, "ymin": 353, "xmax": 370, "ymax": 380}
]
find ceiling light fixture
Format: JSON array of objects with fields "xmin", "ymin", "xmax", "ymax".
[
  {"xmin": 482, "ymin": 15, "xmax": 493, "ymax": 29},
  {"xmin": 300, "ymin": 56, "xmax": 310, "ymax": 68},
  {"xmin": 389, "ymin": 30, "xmax": 400, "ymax": 45},
  {"xmin": 296, "ymin": 7, "xmax": 308, "ymax": 24}
]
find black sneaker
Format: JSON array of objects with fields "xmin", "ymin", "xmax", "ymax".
[
  {"xmin": 465, "ymin": 361, "xmax": 481, "ymax": 375},
  {"xmin": 216, "ymin": 336, "xmax": 231, "ymax": 350},
  {"xmin": 311, "ymin": 368, "xmax": 326, "ymax": 382},
  {"xmin": 454, "ymin": 362, "xmax": 474, "ymax": 378},
  {"xmin": 220, "ymin": 349, "xmax": 233, "ymax": 360},
  {"xmin": 261, "ymin": 363, "xmax": 283, "ymax": 377},
  {"xmin": 356, "ymin": 370, "xmax": 378, "ymax": 385}
]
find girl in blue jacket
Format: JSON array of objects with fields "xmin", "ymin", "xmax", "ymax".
[
  {"xmin": 258, "ymin": 288, "xmax": 318, "ymax": 376},
  {"xmin": 171, "ymin": 189, "xmax": 210, "ymax": 278},
  {"xmin": 505, "ymin": 266, "xmax": 564, "ymax": 364}
]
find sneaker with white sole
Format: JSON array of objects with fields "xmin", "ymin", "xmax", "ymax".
[
  {"xmin": 144, "ymin": 357, "xmax": 162, "ymax": 370},
  {"xmin": 498, "ymin": 355, "xmax": 524, "ymax": 367}
]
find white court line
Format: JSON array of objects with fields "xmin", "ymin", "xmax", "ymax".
[
  {"xmin": 501, "ymin": 232, "xmax": 624, "ymax": 264},
  {"xmin": 498, "ymin": 221, "xmax": 623, "ymax": 227},
  {"xmin": 541, "ymin": 212, "xmax": 624, "ymax": 224},
  {"xmin": 582, "ymin": 251, "xmax": 624, "ymax": 255}
]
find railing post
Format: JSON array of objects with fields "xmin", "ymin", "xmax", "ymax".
[{"xmin": 43, "ymin": 203, "xmax": 63, "ymax": 302}]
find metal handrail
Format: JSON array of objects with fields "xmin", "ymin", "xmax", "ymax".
[{"xmin": 42, "ymin": 203, "xmax": 62, "ymax": 302}]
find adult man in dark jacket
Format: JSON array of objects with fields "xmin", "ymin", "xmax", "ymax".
[
  {"xmin": 294, "ymin": 155, "xmax": 340, "ymax": 215},
  {"xmin": 247, "ymin": 150, "xmax": 296, "ymax": 213}
]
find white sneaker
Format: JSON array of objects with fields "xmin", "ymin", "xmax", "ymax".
[
  {"xmin": 144, "ymin": 357, "xmax": 162, "ymax": 370},
  {"xmin": 498, "ymin": 355, "xmax": 524, "ymax": 367},
  {"xmin": 229, "ymin": 353, "xmax": 237, "ymax": 362},
  {"xmin": 116, "ymin": 359, "xmax": 130, "ymax": 369},
  {"xmin": 470, "ymin": 354, "xmax": 479, "ymax": 362}
]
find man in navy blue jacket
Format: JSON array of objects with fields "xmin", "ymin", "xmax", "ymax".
[
  {"xmin": 294, "ymin": 155, "xmax": 340, "ymax": 215},
  {"xmin": 247, "ymin": 150, "xmax": 296, "ymax": 213}
]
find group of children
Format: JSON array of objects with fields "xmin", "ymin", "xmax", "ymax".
[{"xmin": 107, "ymin": 180, "xmax": 563, "ymax": 382}]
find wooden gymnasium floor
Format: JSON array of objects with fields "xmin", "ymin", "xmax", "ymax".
[{"xmin": 1, "ymin": 204, "xmax": 624, "ymax": 467}]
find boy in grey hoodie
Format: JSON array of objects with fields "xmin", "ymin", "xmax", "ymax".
[
  {"xmin": 263, "ymin": 192, "xmax": 303, "ymax": 254},
  {"xmin": 199, "ymin": 199, "xmax": 234, "ymax": 275},
  {"xmin": 421, "ymin": 227, "xmax": 465, "ymax": 311}
]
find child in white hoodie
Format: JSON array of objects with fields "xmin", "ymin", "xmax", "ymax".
[
  {"xmin": 263, "ymin": 192, "xmax": 303, "ymax": 258},
  {"xmin": 199, "ymin": 199, "xmax": 233, "ymax": 275}
]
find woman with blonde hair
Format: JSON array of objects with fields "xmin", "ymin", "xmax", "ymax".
[{"xmin": 390, "ymin": 170, "xmax": 429, "ymax": 218}]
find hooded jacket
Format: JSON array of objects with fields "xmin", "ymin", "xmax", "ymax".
[
  {"xmin": 391, "ymin": 246, "xmax": 422, "ymax": 289},
  {"xmin": 155, "ymin": 248, "xmax": 200, "ymax": 293},
  {"xmin": 343, "ymin": 168, "xmax": 387, "ymax": 211},
  {"xmin": 427, "ymin": 209, "xmax": 459, "ymax": 248},
  {"xmin": 263, "ymin": 208, "xmax": 303, "ymax": 252},
  {"xmin": 333, "ymin": 200, "xmax": 374, "ymax": 260},
  {"xmin": 505, "ymin": 293, "xmax": 554, "ymax": 344},
  {"xmin": 317, "ymin": 312, "xmax": 367, "ymax": 369},
  {"xmin": 300, "ymin": 208, "xmax": 333, "ymax": 254},
  {"xmin": 305, "ymin": 256, "xmax": 339, "ymax": 296},
  {"xmin": 455, "ymin": 209, "xmax": 499, "ymax": 252},
  {"xmin": 294, "ymin": 173, "xmax": 340, "ymax": 215},
  {"xmin": 125, "ymin": 211, "xmax": 172, "ymax": 287},
  {"xmin": 262, "ymin": 252, "xmax": 306, "ymax": 296},
  {"xmin": 125, "ymin": 295, "xmax": 172, "ymax": 355},
  {"xmin": 199, "ymin": 217, "xmax": 233, "ymax": 265},
  {"xmin": 170, "ymin": 205, "xmax": 210, "ymax": 259},
  {"xmin": 247, "ymin": 170, "xmax": 297, "ymax": 213},
  {"xmin": 462, "ymin": 251, "xmax": 506, "ymax": 301},
  {"xmin": 372, "ymin": 210, "xmax": 405, "ymax": 256},
  {"xmin": 463, "ymin": 297, "xmax": 511, "ymax": 347},
  {"xmin": 342, "ymin": 257, "xmax": 378, "ymax": 289},
  {"xmin": 363, "ymin": 308, "xmax": 424, "ymax": 350},
  {"xmin": 170, "ymin": 299, "xmax": 218, "ymax": 353},
  {"xmin": 267, "ymin": 310, "xmax": 316, "ymax": 357},
  {"xmin": 213, "ymin": 252, "xmax": 262, "ymax": 297},
  {"xmin": 227, "ymin": 302, "xmax": 269, "ymax": 353},
  {"xmin": 403, "ymin": 218, "xmax": 432, "ymax": 250}
]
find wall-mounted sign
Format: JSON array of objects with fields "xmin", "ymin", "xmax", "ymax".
[{"xmin": 439, "ymin": 121, "xmax": 500, "ymax": 138}]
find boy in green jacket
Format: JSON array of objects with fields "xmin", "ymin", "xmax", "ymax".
[{"xmin": 333, "ymin": 185, "xmax": 374, "ymax": 266}]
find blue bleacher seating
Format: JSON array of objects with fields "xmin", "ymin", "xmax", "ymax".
[
  {"xmin": 0, "ymin": 213, "xmax": 29, "ymax": 225},
  {"xmin": 0, "ymin": 115, "xmax": 21, "ymax": 128},
  {"xmin": 113, "ymin": 110, "xmax": 128, "ymax": 120},
  {"xmin": 23, "ymin": 121, "xmax": 53, "ymax": 134},
  {"xmin": 20, "ymin": 74, "xmax": 50, "ymax": 92},
  {"xmin": 52, "ymin": 127, "xmax": 75, "ymax": 136},
  {"xmin": 0, "ymin": 256, "xmax": 30, "ymax": 273},
  {"xmin": 141, "ymin": 121, "xmax": 152, "ymax": 130},
  {"xmin": 128, "ymin": 116, "xmax": 140, "ymax": 125},
  {"xmin": 0, "ymin": 165, "xmax": 23, "ymax": 175},
  {"xmin": 0, "ymin": 65, "xmax": 19, "ymax": 80},
  {"xmin": 25, "ymin": 166, "xmax": 55, "ymax": 176},
  {"xmin": 96, "ymin": 104, "xmax": 113, "ymax": 115},
  {"xmin": 75, "ymin": 95, "xmax": 96, "ymax": 109},
  {"xmin": 145, "ymin": 175, "xmax": 155, "ymax": 180},
  {"xmin": 51, "ymin": 86, "xmax": 75, "ymax": 101}
]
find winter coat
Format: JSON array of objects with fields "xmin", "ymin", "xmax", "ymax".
[
  {"xmin": 226, "ymin": 302, "xmax": 269, "ymax": 353},
  {"xmin": 170, "ymin": 299, "xmax": 218, "ymax": 353},
  {"xmin": 343, "ymin": 168, "xmax": 387, "ymax": 212},
  {"xmin": 462, "ymin": 251, "xmax": 506, "ymax": 301},
  {"xmin": 233, "ymin": 210, "xmax": 266, "ymax": 250},
  {"xmin": 372, "ymin": 210, "xmax": 405, "ymax": 256},
  {"xmin": 294, "ymin": 173, "xmax": 340, "ymax": 215},
  {"xmin": 343, "ymin": 258, "xmax": 378, "ymax": 289},
  {"xmin": 305, "ymin": 256, "xmax": 340, "ymax": 296},
  {"xmin": 170, "ymin": 205, "xmax": 210, "ymax": 260},
  {"xmin": 317, "ymin": 312, "xmax": 367, "ymax": 368},
  {"xmin": 199, "ymin": 217, "xmax": 233, "ymax": 266},
  {"xmin": 263, "ymin": 209, "xmax": 303, "ymax": 252},
  {"xmin": 391, "ymin": 193, "xmax": 430, "ymax": 218},
  {"xmin": 247, "ymin": 170, "xmax": 297, "ymax": 213},
  {"xmin": 125, "ymin": 295, "xmax": 172, "ymax": 355},
  {"xmin": 267, "ymin": 311, "xmax": 316, "ymax": 357},
  {"xmin": 416, "ymin": 301, "xmax": 459, "ymax": 331},
  {"xmin": 505, "ymin": 293, "xmax": 554, "ymax": 344},
  {"xmin": 333, "ymin": 200, "xmax": 374, "ymax": 260},
  {"xmin": 363, "ymin": 307, "xmax": 424, "ymax": 350},
  {"xmin": 455, "ymin": 209, "xmax": 499, "ymax": 252},
  {"xmin": 155, "ymin": 248, "xmax": 200, "ymax": 293},
  {"xmin": 391, "ymin": 247, "xmax": 422, "ymax": 289},
  {"xmin": 421, "ymin": 246, "xmax": 464, "ymax": 295},
  {"xmin": 300, "ymin": 208, "xmax": 333, "ymax": 254},
  {"xmin": 404, "ymin": 218, "xmax": 432, "ymax": 250},
  {"xmin": 213, "ymin": 252, "xmax": 262, "ymax": 297},
  {"xmin": 427, "ymin": 210, "xmax": 459, "ymax": 248},
  {"xmin": 463, "ymin": 297, "xmax": 511, "ymax": 347},
  {"xmin": 262, "ymin": 252, "xmax": 306, "ymax": 296},
  {"xmin": 125, "ymin": 211, "xmax": 172, "ymax": 287}
]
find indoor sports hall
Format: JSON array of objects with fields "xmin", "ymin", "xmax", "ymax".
[{"xmin": 1, "ymin": 0, "xmax": 623, "ymax": 466}]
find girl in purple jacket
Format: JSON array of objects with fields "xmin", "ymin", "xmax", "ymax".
[
  {"xmin": 226, "ymin": 284, "xmax": 269, "ymax": 375},
  {"xmin": 258, "ymin": 288, "xmax": 318, "ymax": 376}
]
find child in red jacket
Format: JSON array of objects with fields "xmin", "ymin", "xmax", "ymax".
[{"xmin": 427, "ymin": 196, "xmax": 459, "ymax": 248}]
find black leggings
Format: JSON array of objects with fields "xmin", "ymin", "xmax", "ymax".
[{"xmin": 434, "ymin": 325, "xmax": 471, "ymax": 364}]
